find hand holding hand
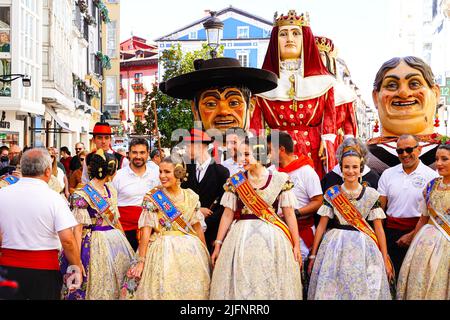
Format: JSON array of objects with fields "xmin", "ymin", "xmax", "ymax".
[
  {"xmin": 65, "ymin": 265, "xmax": 82, "ymax": 292},
  {"xmin": 129, "ymin": 262, "xmax": 144, "ymax": 279}
]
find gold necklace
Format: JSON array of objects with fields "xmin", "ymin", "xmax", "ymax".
[
  {"xmin": 341, "ymin": 184, "xmax": 362, "ymax": 200},
  {"xmin": 165, "ymin": 188, "xmax": 183, "ymax": 202}
]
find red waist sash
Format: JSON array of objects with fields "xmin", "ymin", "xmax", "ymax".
[
  {"xmin": 297, "ymin": 215, "xmax": 315, "ymax": 249},
  {"xmin": 0, "ymin": 248, "xmax": 60, "ymax": 270},
  {"xmin": 118, "ymin": 206, "xmax": 143, "ymax": 231},
  {"xmin": 385, "ymin": 216, "xmax": 419, "ymax": 232}
]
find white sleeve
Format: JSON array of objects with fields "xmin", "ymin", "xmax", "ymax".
[
  {"xmin": 304, "ymin": 166, "xmax": 323, "ymax": 198},
  {"xmin": 53, "ymin": 195, "xmax": 78, "ymax": 232},
  {"xmin": 377, "ymin": 172, "xmax": 388, "ymax": 196}
]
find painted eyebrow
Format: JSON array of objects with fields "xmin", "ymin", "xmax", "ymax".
[
  {"xmin": 202, "ymin": 92, "xmax": 221, "ymax": 99},
  {"xmin": 224, "ymin": 90, "xmax": 243, "ymax": 99},
  {"xmin": 405, "ymin": 73, "xmax": 422, "ymax": 80},
  {"xmin": 383, "ymin": 75, "xmax": 400, "ymax": 81}
]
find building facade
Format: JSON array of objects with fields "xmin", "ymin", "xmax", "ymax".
[
  {"xmin": 0, "ymin": 0, "xmax": 43, "ymax": 149},
  {"xmin": 101, "ymin": 0, "xmax": 121, "ymax": 129},
  {"xmin": 155, "ymin": 6, "xmax": 272, "ymax": 82},
  {"xmin": 120, "ymin": 36, "xmax": 158, "ymax": 129}
]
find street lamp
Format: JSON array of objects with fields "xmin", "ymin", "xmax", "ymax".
[
  {"xmin": 203, "ymin": 11, "xmax": 223, "ymax": 59},
  {"xmin": 0, "ymin": 74, "xmax": 31, "ymax": 87}
]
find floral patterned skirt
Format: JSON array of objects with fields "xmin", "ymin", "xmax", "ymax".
[
  {"xmin": 124, "ymin": 233, "xmax": 211, "ymax": 300},
  {"xmin": 85, "ymin": 229, "xmax": 134, "ymax": 299},
  {"xmin": 397, "ymin": 224, "xmax": 450, "ymax": 300},
  {"xmin": 210, "ymin": 220, "xmax": 303, "ymax": 300},
  {"xmin": 308, "ymin": 229, "xmax": 391, "ymax": 300}
]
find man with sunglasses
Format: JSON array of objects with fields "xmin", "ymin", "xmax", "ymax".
[
  {"xmin": 377, "ymin": 134, "xmax": 439, "ymax": 278},
  {"xmin": 69, "ymin": 142, "xmax": 85, "ymax": 172}
]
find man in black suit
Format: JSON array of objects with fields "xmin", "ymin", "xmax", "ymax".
[{"xmin": 181, "ymin": 129, "xmax": 230, "ymax": 253}]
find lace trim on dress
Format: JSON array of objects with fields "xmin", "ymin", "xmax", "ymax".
[
  {"xmin": 72, "ymin": 207, "xmax": 92, "ymax": 225},
  {"xmin": 138, "ymin": 208, "xmax": 158, "ymax": 229},
  {"xmin": 367, "ymin": 207, "xmax": 386, "ymax": 221},
  {"xmin": 220, "ymin": 191, "xmax": 237, "ymax": 211}
]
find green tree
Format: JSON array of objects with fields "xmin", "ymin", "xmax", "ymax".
[{"xmin": 136, "ymin": 43, "xmax": 223, "ymax": 148}]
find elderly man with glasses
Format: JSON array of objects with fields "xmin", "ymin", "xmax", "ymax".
[{"xmin": 377, "ymin": 134, "xmax": 439, "ymax": 278}]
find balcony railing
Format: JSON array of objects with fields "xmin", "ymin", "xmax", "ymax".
[
  {"xmin": 132, "ymin": 104, "xmax": 145, "ymax": 117},
  {"xmin": 131, "ymin": 82, "xmax": 146, "ymax": 93}
]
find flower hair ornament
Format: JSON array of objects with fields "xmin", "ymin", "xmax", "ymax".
[{"xmin": 174, "ymin": 162, "xmax": 187, "ymax": 181}]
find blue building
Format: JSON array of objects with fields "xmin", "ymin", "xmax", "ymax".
[{"xmin": 155, "ymin": 6, "xmax": 273, "ymax": 82}]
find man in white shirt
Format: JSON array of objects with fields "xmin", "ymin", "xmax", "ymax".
[
  {"xmin": 0, "ymin": 148, "xmax": 82, "ymax": 299},
  {"xmin": 221, "ymin": 127, "xmax": 245, "ymax": 176},
  {"xmin": 269, "ymin": 131, "xmax": 323, "ymax": 262},
  {"xmin": 82, "ymin": 122, "xmax": 130, "ymax": 184},
  {"xmin": 378, "ymin": 134, "xmax": 439, "ymax": 277},
  {"xmin": 113, "ymin": 138, "xmax": 160, "ymax": 250}
]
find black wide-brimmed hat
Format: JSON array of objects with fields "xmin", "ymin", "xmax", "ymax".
[{"xmin": 159, "ymin": 57, "xmax": 278, "ymax": 100}]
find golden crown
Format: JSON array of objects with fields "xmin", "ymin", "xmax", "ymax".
[
  {"xmin": 315, "ymin": 36, "xmax": 337, "ymax": 57},
  {"xmin": 274, "ymin": 10, "xmax": 310, "ymax": 27}
]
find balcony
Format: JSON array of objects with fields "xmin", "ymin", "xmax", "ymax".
[
  {"xmin": 131, "ymin": 82, "xmax": 146, "ymax": 94},
  {"xmin": 132, "ymin": 104, "xmax": 145, "ymax": 117}
]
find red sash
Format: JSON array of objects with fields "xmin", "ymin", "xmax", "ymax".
[
  {"xmin": 297, "ymin": 215, "xmax": 315, "ymax": 248},
  {"xmin": 278, "ymin": 157, "xmax": 315, "ymax": 248},
  {"xmin": 385, "ymin": 216, "xmax": 419, "ymax": 232},
  {"xmin": 230, "ymin": 172, "xmax": 294, "ymax": 246},
  {"xmin": 118, "ymin": 206, "xmax": 143, "ymax": 231},
  {"xmin": 0, "ymin": 248, "xmax": 60, "ymax": 270}
]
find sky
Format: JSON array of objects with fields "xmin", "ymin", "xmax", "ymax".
[{"xmin": 120, "ymin": 0, "xmax": 416, "ymax": 107}]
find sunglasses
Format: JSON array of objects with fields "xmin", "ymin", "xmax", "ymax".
[
  {"xmin": 75, "ymin": 148, "xmax": 83, "ymax": 151},
  {"xmin": 80, "ymin": 158, "xmax": 85, "ymax": 162},
  {"xmin": 396, "ymin": 144, "xmax": 419, "ymax": 155}
]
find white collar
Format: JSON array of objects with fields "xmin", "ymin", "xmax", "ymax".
[
  {"xmin": 196, "ymin": 157, "xmax": 212, "ymax": 170},
  {"xmin": 396, "ymin": 161, "xmax": 424, "ymax": 174}
]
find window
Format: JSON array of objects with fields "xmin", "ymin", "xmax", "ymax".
[
  {"xmin": 237, "ymin": 26, "xmax": 249, "ymax": 39},
  {"xmin": 237, "ymin": 51, "xmax": 249, "ymax": 67},
  {"xmin": 134, "ymin": 73, "xmax": 143, "ymax": 83},
  {"xmin": 0, "ymin": 7, "xmax": 11, "ymax": 97},
  {"xmin": 189, "ymin": 31, "xmax": 197, "ymax": 39},
  {"xmin": 107, "ymin": 21, "xmax": 117, "ymax": 58},
  {"xmin": 105, "ymin": 76, "xmax": 118, "ymax": 104}
]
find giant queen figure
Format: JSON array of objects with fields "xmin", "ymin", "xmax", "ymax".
[{"xmin": 250, "ymin": 10, "xmax": 337, "ymax": 179}]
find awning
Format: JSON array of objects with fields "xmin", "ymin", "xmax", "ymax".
[{"xmin": 45, "ymin": 106, "xmax": 74, "ymax": 133}]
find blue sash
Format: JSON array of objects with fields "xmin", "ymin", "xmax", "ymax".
[
  {"xmin": 2, "ymin": 175, "xmax": 19, "ymax": 185},
  {"xmin": 82, "ymin": 183, "xmax": 109, "ymax": 213},
  {"xmin": 151, "ymin": 189, "xmax": 182, "ymax": 222}
]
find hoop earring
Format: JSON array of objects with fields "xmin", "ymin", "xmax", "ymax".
[{"xmin": 358, "ymin": 176, "xmax": 362, "ymax": 184}]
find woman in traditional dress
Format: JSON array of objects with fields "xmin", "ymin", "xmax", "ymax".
[
  {"xmin": 60, "ymin": 149, "xmax": 134, "ymax": 300},
  {"xmin": 122, "ymin": 157, "xmax": 210, "ymax": 300},
  {"xmin": 397, "ymin": 143, "xmax": 450, "ymax": 299},
  {"xmin": 307, "ymin": 143, "xmax": 393, "ymax": 300},
  {"xmin": 210, "ymin": 137, "xmax": 303, "ymax": 300}
]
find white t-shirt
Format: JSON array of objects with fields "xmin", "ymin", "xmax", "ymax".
[
  {"xmin": 112, "ymin": 164, "xmax": 160, "ymax": 206},
  {"xmin": 221, "ymin": 158, "xmax": 244, "ymax": 176},
  {"xmin": 0, "ymin": 177, "xmax": 78, "ymax": 250},
  {"xmin": 377, "ymin": 161, "xmax": 439, "ymax": 218},
  {"xmin": 287, "ymin": 165, "xmax": 323, "ymax": 209}
]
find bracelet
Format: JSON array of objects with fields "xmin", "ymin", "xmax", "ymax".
[
  {"xmin": 134, "ymin": 255, "xmax": 145, "ymax": 263},
  {"xmin": 214, "ymin": 239, "xmax": 223, "ymax": 246},
  {"xmin": 308, "ymin": 255, "xmax": 316, "ymax": 260}
]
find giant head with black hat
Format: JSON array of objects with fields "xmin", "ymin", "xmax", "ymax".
[{"xmin": 159, "ymin": 57, "xmax": 278, "ymax": 134}]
